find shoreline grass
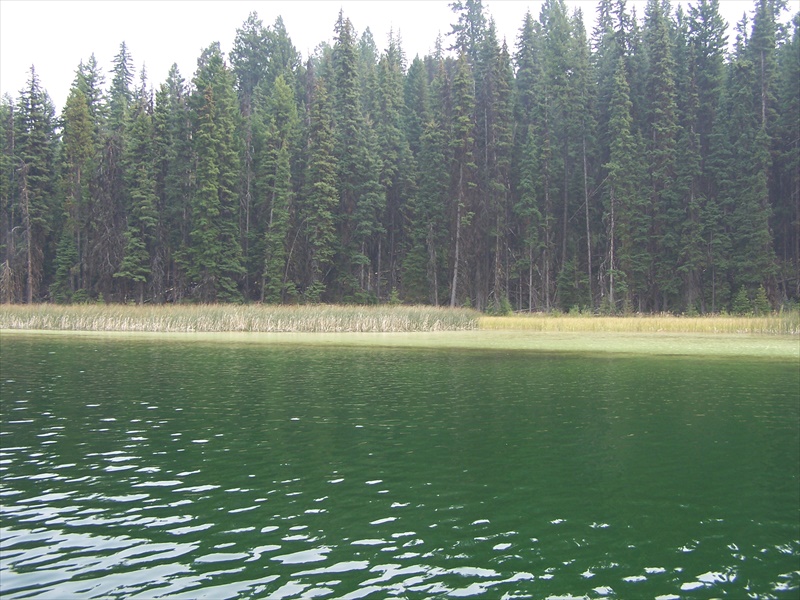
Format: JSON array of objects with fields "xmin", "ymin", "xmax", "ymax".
[
  {"xmin": 480, "ymin": 312, "xmax": 800, "ymax": 335},
  {"xmin": 0, "ymin": 303, "xmax": 797, "ymax": 336},
  {"xmin": 0, "ymin": 303, "xmax": 480, "ymax": 333}
]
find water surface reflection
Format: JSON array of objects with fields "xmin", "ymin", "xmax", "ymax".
[{"xmin": 1, "ymin": 337, "xmax": 798, "ymax": 598}]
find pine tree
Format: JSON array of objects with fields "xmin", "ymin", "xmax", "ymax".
[
  {"xmin": 772, "ymin": 13, "xmax": 799, "ymax": 300},
  {"xmin": 15, "ymin": 67, "xmax": 56, "ymax": 303},
  {"xmin": 721, "ymin": 14, "xmax": 775, "ymax": 301},
  {"xmin": 55, "ymin": 86, "xmax": 94, "ymax": 301},
  {"xmin": 448, "ymin": 0, "xmax": 487, "ymax": 64},
  {"xmin": 187, "ymin": 43, "xmax": 245, "ymax": 302},
  {"xmin": 259, "ymin": 74, "xmax": 299, "ymax": 303},
  {"xmin": 114, "ymin": 71, "xmax": 158, "ymax": 304},
  {"xmin": 231, "ymin": 12, "xmax": 270, "ymax": 297},
  {"xmin": 330, "ymin": 12, "xmax": 384, "ymax": 301},
  {"xmin": 302, "ymin": 78, "xmax": 338, "ymax": 302},
  {"xmin": 672, "ymin": 7, "xmax": 705, "ymax": 312},
  {"xmin": 475, "ymin": 21, "xmax": 513, "ymax": 310},
  {"xmin": 0, "ymin": 94, "xmax": 22, "ymax": 303},
  {"xmin": 643, "ymin": 0, "xmax": 681, "ymax": 310},
  {"xmin": 153, "ymin": 64, "xmax": 193, "ymax": 302},
  {"xmin": 571, "ymin": 10, "xmax": 598, "ymax": 309},
  {"xmin": 511, "ymin": 10, "xmax": 543, "ymax": 311},
  {"xmin": 70, "ymin": 55, "xmax": 106, "ymax": 296},
  {"xmin": 448, "ymin": 53, "xmax": 477, "ymax": 307},
  {"xmin": 94, "ymin": 42, "xmax": 134, "ymax": 300},
  {"xmin": 375, "ymin": 32, "xmax": 414, "ymax": 300},
  {"xmin": 605, "ymin": 57, "xmax": 649, "ymax": 311}
]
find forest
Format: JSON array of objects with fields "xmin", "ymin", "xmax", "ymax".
[{"xmin": 0, "ymin": 0, "xmax": 797, "ymax": 314}]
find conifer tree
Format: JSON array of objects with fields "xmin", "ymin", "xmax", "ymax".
[
  {"xmin": 376, "ymin": 32, "xmax": 414, "ymax": 299},
  {"xmin": 231, "ymin": 12, "xmax": 269, "ymax": 295},
  {"xmin": 643, "ymin": 0, "xmax": 680, "ymax": 310},
  {"xmin": 0, "ymin": 95, "xmax": 17, "ymax": 302},
  {"xmin": 114, "ymin": 71, "xmax": 158, "ymax": 303},
  {"xmin": 511, "ymin": 10, "xmax": 542, "ymax": 310},
  {"xmin": 773, "ymin": 13, "xmax": 799, "ymax": 300},
  {"xmin": 187, "ymin": 43, "xmax": 245, "ymax": 302},
  {"xmin": 258, "ymin": 74, "xmax": 299, "ymax": 303},
  {"xmin": 302, "ymin": 78, "xmax": 338, "ymax": 302},
  {"xmin": 448, "ymin": 53, "xmax": 477, "ymax": 307},
  {"xmin": 721, "ymin": 15, "xmax": 775, "ymax": 300},
  {"xmin": 153, "ymin": 65, "xmax": 193, "ymax": 301},
  {"xmin": 475, "ymin": 21, "xmax": 513, "ymax": 310},
  {"xmin": 15, "ymin": 67, "xmax": 56, "ymax": 303},
  {"xmin": 449, "ymin": 0, "xmax": 487, "ymax": 64},
  {"xmin": 605, "ymin": 57, "xmax": 649, "ymax": 311},
  {"xmin": 55, "ymin": 86, "xmax": 93, "ymax": 301}
]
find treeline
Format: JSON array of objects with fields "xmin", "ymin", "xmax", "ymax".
[{"xmin": 1, "ymin": 0, "xmax": 797, "ymax": 313}]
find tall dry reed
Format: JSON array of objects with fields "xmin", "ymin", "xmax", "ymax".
[{"xmin": 0, "ymin": 303, "xmax": 480, "ymax": 333}]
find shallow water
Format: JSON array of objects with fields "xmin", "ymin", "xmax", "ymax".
[{"xmin": 1, "ymin": 335, "xmax": 798, "ymax": 598}]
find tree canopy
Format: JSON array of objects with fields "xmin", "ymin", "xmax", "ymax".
[{"xmin": 1, "ymin": 0, "xmax": 797, "ymax": 314}]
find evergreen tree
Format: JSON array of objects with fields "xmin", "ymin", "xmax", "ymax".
[
  {"xmin": 114, "ymin": 71, "xmax": 158, "ymax": 303},
  {"xmin": 95, "ymin": 42, "xmax": 135, "ymax": 300},
  {"xmin": 0, "ymin": 95, "xmax": 16, "ymax": 302},
  {"xmin": 448, "ymin": 0, "xmax": 487, "ymax": 64},
  {"xmin": 721, "ymin": 16, "xmax": 775, "ymax": 300},
  {"xmin": 605, "ymin": 57, "xmax": 649, "ymax": 311},
  {"xmin": 187, "ymin": 43, "xmax": 245, "ymax": 302},
  {"xmin": 70, "ymin": 55, "xmax": 106, "ymax": 296},
  {"xmin": 331, "ymin": 12, "xmax": 384, "ymax": 301},
  {"xmin": 643, "ymin": 0, "xmax": 681, "ymax": 310},
  {"xmin": 403, "ymin": 56, "xmax": 450, "ymax": 305},
  {"xmin": 55, "ymin": 85, "xmax": 93, "ymax": 301},
  {"xmin": 475, "ymin": 21, "xmax": 513, "ymax": 310},
  {"xmin": 448, "ymin": 53, "xmax": 477, "ymax": 307},
  {"xmin": 302, "ymin": 78, "xmax": 338, "ymax": 302},
  {"xmin": 153, "ymin": 64, "xmax": 193, "ymax": 302},
  {"xmin": 375, "ymin": 32, "xmax": 414, "ymax": 299},
  {"xmin": 231, "ymin": 12, "xmax": 269, "ymax": 296},
  {"xmin": 772, "ymin": 12, "xmax": 799, "ymax": 300},
  {"xmin": 14, "ymin": 67, "xmax": 56, "ymax": 303},
  {"xmin": 511, "ymin": 10, "xmax": 543, "ymax": 311},
  {"xmin": 258, "ymin": 74, "xmax": 299, "ymax": 303}
]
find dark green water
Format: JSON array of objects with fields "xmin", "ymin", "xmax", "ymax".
[{"xmin": 1, "ymin": 335, "xmax": 798, "ymax": 599}]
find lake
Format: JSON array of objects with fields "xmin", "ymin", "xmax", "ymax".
[{"xmin": 1, "ymin": 333, "xmax": 798, "ymax": 598}]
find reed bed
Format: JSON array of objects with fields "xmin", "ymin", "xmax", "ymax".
[
  {"xmin": 2, "ymin": 304, "xmax": 797, "ymax": 336},
  {"xmin": 479, "ymin": 312, "xmax": 800, "ymax": 335},
  {"xmin": 0, "ymin": 303, "xmax": 480, "ymax": 333}
]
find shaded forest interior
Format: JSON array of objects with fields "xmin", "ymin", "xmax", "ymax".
[{"xmin": 1, "ymin": 0, "xmax": 798, "ymax": 313}]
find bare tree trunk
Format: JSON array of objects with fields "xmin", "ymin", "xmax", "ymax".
[
  {"xmin": 450, "ymin": 164, "xmax": 464, "ymax": 308},
  {"xmin": 528, "ymin": 242, "xmax": 534, "ymax": 312},
  {"xmin": 427, "ymin": 222, "xmax": 438, "ymax": 306},
  {"xmin": 583, "ymin": 136, "xmax": 593, "ymax": 308},
  {"xmin": 450, "ymin": 200, "xmax": 461, "ymax": 308},
  {"xmin": 609, "ymin": 186, "xmax": 616, "ymax": 311},
  {"xmin": 20, "ymin": 162, "xmax": 33, "ymax": 304}
]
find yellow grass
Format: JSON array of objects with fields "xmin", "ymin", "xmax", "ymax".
[{"xmin": 479, "ymin": 312, "xmax": 800, "ymax": 335}]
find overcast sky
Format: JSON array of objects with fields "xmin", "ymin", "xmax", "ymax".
[{"xmin": 0, "ymin": 0, "xmax": 773, "ymax": 113}]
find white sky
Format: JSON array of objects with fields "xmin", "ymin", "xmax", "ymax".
[{"xmin": 0, "ymin": 0, "xmax": 776, "ymax": 113}]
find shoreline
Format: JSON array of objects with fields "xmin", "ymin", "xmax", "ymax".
[{"xmin": 3, "ymin": 327, "xmax": 798, "ymax": 361}]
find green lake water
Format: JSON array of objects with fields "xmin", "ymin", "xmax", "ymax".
[{"xmin": 1, "ymin": 334, "xmax": 798, "ymax": 598}]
